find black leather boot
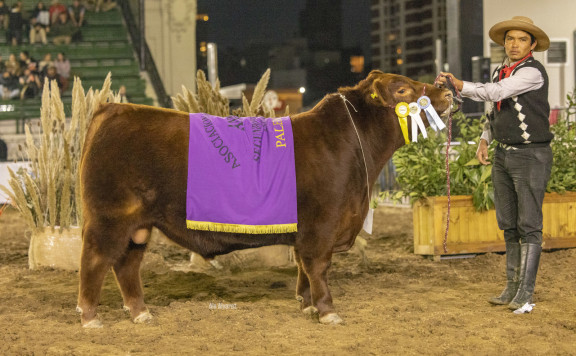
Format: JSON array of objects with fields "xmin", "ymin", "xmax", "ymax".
[
  {"xmin": 489, "ymin": 241, "xmax": 521, "ymax": 305},
  {"xmin": 508, "ymin": 243, "xmax": 542, "ymax": 310}
]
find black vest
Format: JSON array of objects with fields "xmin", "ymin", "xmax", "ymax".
[{"xmin": 490, "ymin": 57, "xmax": 553, "ymax": 147}]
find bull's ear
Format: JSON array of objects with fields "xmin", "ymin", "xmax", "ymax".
[{"xmin": 369, "ymin": 78, "xmax": 390, "ymax": 107}]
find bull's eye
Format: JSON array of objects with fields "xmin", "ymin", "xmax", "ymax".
[{"xmin": 398, "ymin": 89, "xmax": 406, "ymax": 94}]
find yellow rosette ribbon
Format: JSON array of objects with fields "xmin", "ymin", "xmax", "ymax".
[{"xmin": 395, "ymin": 102, "xmax": 410, "ymax": 144}]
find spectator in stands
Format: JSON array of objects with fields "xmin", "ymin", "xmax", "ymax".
[
  {"xmin": 32, "ymin": 1, "xmax": 51, "ymax": 28},
  {"xmin": 0, "ymin": 139, "xmax": 7, "ymax": 161},
  {"xmin": 68, "ymin": 0, "xmax": 86, "ymax": 27},
  {"xmin": 19, "ymin": 65, "xmax": 42, "ymax": 99},
  {"xmin": 38, "ymin": 53, "xmax": 54, "ymax": 74},
  {"xmin": 20, "ymin": 50, "xmax": 38, "ymax": 72},
  {"xmin": 41, "ymin": 65, "xmax": 63, "ymax": 93},
  {"xmin": 5, "ymin": 54, "xmax": 23, "ymax": 76},
  {"xmin": 90, "ymin": 0, "xmax": 116, "ymax": 12},
  {"xmin": 29, "ymin": 17, "xmax": 49, "ymax": 45},
  {"xmin": 0, "ymin": 0, "xmax": 9, "ymax": 30},
  {"xmin": 8, "ymin": 3, "xmax": 25, "ymax": 46},
  {"xmin": 50, "ymin": 12, "xmax": 77, "ymax": 45},
  {"xmin": 19, "ymin": 51, "xmax": 37, "ymax": 69},
  {"xmin": 49, "ymin": 0, "xmax": 67, "ymax": 25},
  {"xmin": 118, "ymin": 85, "xmax": 130, "ymax": 103},
  {"xmin": 0, "ymin": 71, "xmax": 20, "ymax": 99},
  {"xmin": 84, "ymin": 0, "xmax": 95, "ymax": 11},
  {"xmin": 54, "ymin": 52, "xmax": 70, "ymax": 91}
]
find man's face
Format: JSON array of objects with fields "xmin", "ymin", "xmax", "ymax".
[{"xmin": 504, "ymin": 29, "xmax": 537, "ymax": 61}]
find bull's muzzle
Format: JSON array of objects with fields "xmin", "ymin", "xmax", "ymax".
[
  {"xmin": 442, "ymin": 84, "xmax": 462, "ymax": 114},
  {"xmin": 440, "ymin": 90, "xmax": 456, "ymax": 117}
]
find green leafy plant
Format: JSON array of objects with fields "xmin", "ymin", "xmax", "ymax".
[
  {"xmin": 386, "ymin": 112, "xmax": 494, "ymax": 211},
  {"xmin": 547, "ymin": 93, "xmax": 576, "ymax": 193}
]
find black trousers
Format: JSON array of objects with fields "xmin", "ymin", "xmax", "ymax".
[{"xmin": 492, "ymin": 144, "xmax": 553, "ymax": 244}]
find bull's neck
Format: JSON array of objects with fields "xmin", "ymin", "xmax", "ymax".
[{"xmin": 334, "ymin": 91, "xmax": 405, "ymax": 185}]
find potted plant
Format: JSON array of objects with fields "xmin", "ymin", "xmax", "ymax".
[
  {"xmin": 386, "ymin": 94, "xmax": 576, "ymax": 258},
  {"xmin": 0, "ymin": 76, "xmax": 114, "ymax": 270}
]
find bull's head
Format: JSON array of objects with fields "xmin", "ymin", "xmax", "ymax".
[
  {"xmin": 339, "ymin": 71, "xmax": 454, "ymax": 143},
  {"xmin": 366, "ymin": 70, "xmax": 453, "ymax": 122}
]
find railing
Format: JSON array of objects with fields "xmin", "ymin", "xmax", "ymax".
[{"xmin": 117, "ymin": 0, "xmax": 172, "ymax": 108}]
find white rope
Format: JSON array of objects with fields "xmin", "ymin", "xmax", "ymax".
[{"xmin": 338, "ymin": 93, "xmax": 371, "ymax": 210}]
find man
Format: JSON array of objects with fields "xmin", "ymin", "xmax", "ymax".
[
  {"xmin": 50, "ymin": 12, "xmax": 76, "ymax": 45},
  {"xmin": 0, "ymin": 71, "xmax": 21, "ymax": 100},
  {"xmin": 68, "ymin": 0, "xmax": 86, "ymax": 27},
  {"xmin": 49, "ymin": 0, "xmax": 67, "ymax": 24},
  {"xmin": 8, "ymin": 2, "xmax": 24, "ymax": 45},
  {"xmin": 0, "ymin": 0, "xmax": 9, "ymax": 30},
  {"xmin": 19, "ymin": 51, "xmax": 37, "ymax": 69},
  {"xmin": 29, "ymin": 17, "xmax": 49, "ymax": 45},
  {"xmin": 438, "ymin": 16, "xmax": 553, "ymax": 312}
]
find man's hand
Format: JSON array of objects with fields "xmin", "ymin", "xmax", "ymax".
[
  {"xmin": 437, "ymin": 72, "xmax": 464, "ymax": 92},
  {"xmin": 476, "ymin": 139, "xmax": 490, "ymax": 165}
]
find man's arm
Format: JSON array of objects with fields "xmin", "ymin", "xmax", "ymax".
[
  {"xmin": 462, "ymin": 67, "xmax": 543, "ymax": 102},
  {"xmin": 439, "ymin": 68, "xmax": 543, "ymax": 102}
]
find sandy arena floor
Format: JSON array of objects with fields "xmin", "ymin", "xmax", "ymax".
[{"xmin": 1, "ymin": 205, "xmax": 576, "ymax": 355}]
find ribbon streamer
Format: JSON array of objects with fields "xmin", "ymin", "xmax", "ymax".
[
  {"xmin": 408, "ymin": 102, "xmax": 427, "ymax": 142},
  {"xmin": 395, "ymin": 102, "xmax": 410, "ymax": 144},
  {"xmin": 418, "ymin": 96, "xmax": 446, "ymax": 131}
]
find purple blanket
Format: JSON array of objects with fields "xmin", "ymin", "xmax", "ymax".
[{"xmin": 186, "ymin": 113, "xmax": 297, "ymax": 234}]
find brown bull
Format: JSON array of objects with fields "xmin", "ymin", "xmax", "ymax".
[{"xmin": 77, "ymin": 70, "xmax": 453, "ymax": 327}]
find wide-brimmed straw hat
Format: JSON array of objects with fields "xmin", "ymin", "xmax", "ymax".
[{"xmin": 489, "ymin": 16, "xmax": 549, "ymax": 51}]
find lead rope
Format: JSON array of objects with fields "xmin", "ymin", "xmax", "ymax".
[
  {"xmin": 338, "ymin": 94, "xmax": 371, "ymax": 212},
  {"xmin": 433, "ymin": 75, "xmax": 462, "ymax": 253},
  {"xmin": 443, "ymin": 113, "xmax": 453, "ymax": 253}
]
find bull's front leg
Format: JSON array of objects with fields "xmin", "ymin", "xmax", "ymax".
[{"xmin": 298, "ymin": 250, "xmax": 343, "ymax": 325}]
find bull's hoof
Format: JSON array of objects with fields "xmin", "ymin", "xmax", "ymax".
[
  {"xmin": 82, "ymin": 319, "xmax": 104, "ymax": 329},
  {"xmin": 296, "ymin": 295, "xmax": 303, "ymax": 302},
  {"xmin": 319, "ymin": 313, "xmax": 343, "ymax": 325},
  {"xmin": 133, "ymin": 311, "xmax": 153, "ymax": 324},
  {"xmin": 302, "ymin": 306, "xmax": 318, "ymax": 316}
]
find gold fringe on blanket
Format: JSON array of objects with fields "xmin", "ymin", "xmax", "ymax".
[{"xmin": 187, "ymin": 220, "xmax": 298, "ymax": 234}]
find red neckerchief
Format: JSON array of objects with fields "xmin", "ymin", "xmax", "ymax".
[{"xmin": 497, "ymin": 52, "xmax": 533, "ymax": 111}]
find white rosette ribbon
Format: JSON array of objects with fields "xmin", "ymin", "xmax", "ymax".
[
  {"xmin": 408, "ymin": 102, "xmax": 427, "ymax": 143},
  {"xmin": 417, "ymin": 95, "xmax": 446, "ymax": 131}
]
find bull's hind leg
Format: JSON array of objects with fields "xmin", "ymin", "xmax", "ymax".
[
  {"xmin": 113, "ymin": 234, "xmax": 152, "ymax": 324},
  {"xmin": 293, "ymin": 250, "xmax": 314, "ymax": 314},
  {"xmin": 77, "ymin": 229, "xmax": 116, "ymax": 328},
  {"xmin": 298, "ymin": 250, "xmax": 343, "ymax": 325},
  {"xmin": 77, "ymin": 220, "xmax": 132, "ymax": 328}
]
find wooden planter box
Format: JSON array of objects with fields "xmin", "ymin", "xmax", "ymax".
[{"xmin": 413, "ymin": 192, "xmax": 576, "ymax": 257}]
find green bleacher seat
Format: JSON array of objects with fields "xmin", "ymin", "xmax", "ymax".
[{"xmin": 1, "ymin": 5, "xmax": 154, "ymax": 123}]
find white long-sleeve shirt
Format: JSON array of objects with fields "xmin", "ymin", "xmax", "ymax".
[{"xmin": 461, "ymin": 59, "xmax": 544, "ymax": 143}]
